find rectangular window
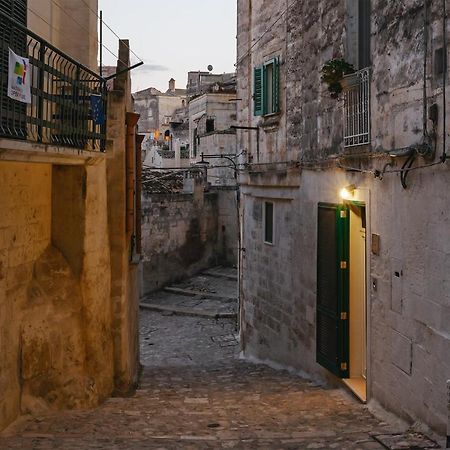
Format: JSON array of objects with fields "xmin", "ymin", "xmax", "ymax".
[
  {"xmin": 253, "ymin": 57, "xmax": 280, "ymax": 116},
  {"xmin": 264, "ymin": 201, "xmax": 274, "ymax": 244},
  {"xmin": 206, "ymin": 118, "xmax": 215, "ymax": 133},
  {"xmin": 193, "ymin": 128, "xmax": 198, "ymax": 157}
]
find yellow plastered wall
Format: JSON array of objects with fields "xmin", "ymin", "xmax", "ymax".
[{"xmin": 0, "ymin": 162, "xmax": 52, "ymax": 430}]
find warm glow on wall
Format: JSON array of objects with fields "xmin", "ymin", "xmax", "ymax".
[{"xmin": 340, "ymin": 184, "xmax": 356, "ymax": 200}]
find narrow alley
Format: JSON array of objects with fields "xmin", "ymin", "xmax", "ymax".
[{"xmin": 0, "ymin": 268, "xmax": 438, "ymax": 449}]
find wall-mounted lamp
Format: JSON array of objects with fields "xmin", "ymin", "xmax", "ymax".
[{"xmin": 340, "ymin": 184, "xmax": 356, "ymax": 200}]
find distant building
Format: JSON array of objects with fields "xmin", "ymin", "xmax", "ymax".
[
  {"xmin": 189, "ymin": 78, "xmax": 237, "ymax": 186},
  {"xmin": 133, "ymin": 78, "xmax": 187, "ymax": 141},
  {"xmin": 187, "ymin": 71, "xmax": 236, "ymax": 99}
]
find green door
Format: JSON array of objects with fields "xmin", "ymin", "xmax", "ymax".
[{"xmin": 316, "ymin": 203, "xmax": 350, "ymax": 378}]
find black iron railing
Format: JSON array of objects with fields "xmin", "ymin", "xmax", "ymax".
[{"xmin": 0, "ymin": 10, "xmax": 107, "ymax": 151}]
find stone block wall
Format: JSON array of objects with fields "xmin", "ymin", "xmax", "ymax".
[
  {"xmin": 141, "ymin": 192, "xmax": 220, "ymax": 294},
  {"xmin": 141, "ymin": 186, "xmax": 239, "ymax": 295},
  {"xmin": 0, "ymin": 162, "xmax": 52, "ymax": 430},
  {"xmin": 0, "ymin": 161, "xmax": 118, "ymax": 432},
  {"xmin": 237, "ymin": 0, "xmax": 450, "ymax": 437},
  {"xmin": 214, "ymin": 187, "xmax": 239, "ymax": 266}
]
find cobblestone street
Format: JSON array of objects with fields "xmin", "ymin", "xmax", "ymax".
[{"xmin": 0, "ymin": 271, "xmax": 435, "ymax": 449}]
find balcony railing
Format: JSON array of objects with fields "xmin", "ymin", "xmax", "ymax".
[
  {"xmin": 343, "ymin": 68, "xmax": 371, "ymax": 148},
  {"xmin": 0, "ymin": 10, "xmax": 106, "ymax": 151}
]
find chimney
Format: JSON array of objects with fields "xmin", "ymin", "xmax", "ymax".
[{"xmin": 169, "ymin": 78, "xmax": 176, "ymax": 92}]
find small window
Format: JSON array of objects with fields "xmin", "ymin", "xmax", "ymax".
[
  {"xmin": 253, "ymin": 57, "xmax": 280, "ymax": 116},
  {"xmin": 264, "ymin": 201, "xmax": 274, "ymax": 244},
  {"xmin": 193, "ymin": 128, "xmax": 198, "ymax": 157},
  {"xmin": 206, "ymin": 118, "xmax": 215, "ymax": 133},
  {"xmin": 435, "ymin": 47, "xmax": 447, "ymax": 77}
]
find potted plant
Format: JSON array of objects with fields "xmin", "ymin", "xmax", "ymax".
[{"xmin": 321, "ymin": 59, "xmax": 355, "ymax": 98}]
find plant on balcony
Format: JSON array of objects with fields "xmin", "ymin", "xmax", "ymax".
[{"xmin": 321, "ymin": 59, "xmax": 355, "ymax": 98}]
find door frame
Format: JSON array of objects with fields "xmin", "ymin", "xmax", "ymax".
[{"xmin": 343, "ymin": 188, "xmax": 371, "ymax": 400}]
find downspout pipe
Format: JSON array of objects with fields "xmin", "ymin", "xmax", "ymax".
[
  {"xmin": 423, "ymin": 0, "xmax": 429, "ymax": 139},
  {"xmin": 126, "ymin": 113, "xmax": 140, "ymax": 239},
  {"xmin": 442, "ymin": 0, "xmax": 448, "ymax": 162}
]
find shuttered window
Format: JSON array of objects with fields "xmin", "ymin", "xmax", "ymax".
[
  {"xmin": 316, "ymin": 203, "xmax": 350, "ymax": 378},
  {"xmin": 0, "ymin": 0, "xmax": 27, "ymax": 138},
  {"xmin": 253, "ymin": 57, "xmax": 280, "ymax": 116},
  {"xmin": 253, "ymin": 66, "xmax": 263, "ymax": 116}
]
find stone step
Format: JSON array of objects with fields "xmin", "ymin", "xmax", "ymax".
[
  {"xmin": 202, "ymin": 269, "xmax": 238, "ymax": 282},
  {"xmin": 163, "ymin": 286, "xmax": 237, "ymax": 302},
  {"xmin": 139, "ymin": 302, "xmax": 237, "ymax": 320}
]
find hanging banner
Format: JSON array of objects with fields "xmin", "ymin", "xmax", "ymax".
[
  {"xmin": 8, "ymin": 48, "xmax": 31, "ymax": 104},
  {"xmin": 90, "ymin": 94, "xmax": 105, "ymax": 125}
]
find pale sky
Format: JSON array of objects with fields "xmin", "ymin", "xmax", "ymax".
[{"xmin": 98, "ymin": 0, "xmax": 237, "ymax": 93}]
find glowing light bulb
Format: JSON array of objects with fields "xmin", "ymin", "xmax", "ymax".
[{"xmin": 340, "ymin": 184, "xmax": 356, "ymax": 200}]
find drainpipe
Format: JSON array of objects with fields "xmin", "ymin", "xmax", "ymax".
[
  {"xmin": 447, "ymin": 379, "xmax": 450, "ymax": 448},
  {"xmin": 126, "ymin": 112, "xmax": 140, "ymax": 240},
  {"xmin": 136, "ymin": 134, "xmax": 145, "ymax": 255},
  {"xmin": 442, "ymin": 0, "xmax": 447, "ymax": 162}
]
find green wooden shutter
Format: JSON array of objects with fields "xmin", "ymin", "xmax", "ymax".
[
  {"xmin": 253, "ymin": 65, "xmax": 264, "ymax": 116},
  {"xmin": 316, "ymin": 203, "xmax": 349, "ymax": 378},
  {"xmin": 272, "ymin": 57, "xmax": 280, "ymax": 113}
]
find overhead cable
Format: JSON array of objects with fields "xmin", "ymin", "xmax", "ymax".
[{"xmin": 79, "ymin": 0, "xmax": 144, "ymax": 63}]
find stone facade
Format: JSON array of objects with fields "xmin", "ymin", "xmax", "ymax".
[
  {"xmin": 141, "ymin": 179, "xmax": 238, "ymax": 294},
  {"xmin": 133, "ymin": 80, "xmax": 187, "ymax": 138},
  {"xmin": 0, "ymin": 4, "xmax": 140, "ymax": 432},
  {"xmin": 141, "ymin": 190, "xmax": 220, "ymax": 294},
  {"xmin": 28, "ymin": 0, "xmax": 98, "ymax": 71},
  {"xmin": 237, "ymin": 0, "xmax": 450, "ymax": 438},
  {"xmin": 189, "ymin": 92, "xmax": 238, "ymax": 187}
]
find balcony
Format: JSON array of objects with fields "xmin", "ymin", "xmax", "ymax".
[
  {"xmin": 0, "ymin": 10, "xmax": 106, "ymax": 152},
  {"xmin": 343, "ymin": 68, "xmax": 371, "ymax": 148}
]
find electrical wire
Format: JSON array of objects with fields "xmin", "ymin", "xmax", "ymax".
[
  {"xmin": 45, "ymin": 0, "xmax": 130, "ymax": 68},
  {"xmin": 235, "ymin": 5, "xmax": 289, "ymax": 67},
  {"xmin": 79, "ymin": 0, "xmax": 144, "ymax": 63}
]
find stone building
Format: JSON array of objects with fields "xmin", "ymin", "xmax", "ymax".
[
  {"xmin": 133, "ymin": 79, "xmax": 187, "ymax": 141},
  {"xmin": 189, "ymin": 79, "xmax": 238, "ymax": 186},
  {"xmin": 187, "ymin": 71, "xmax": 236, "ymax": 99},
  {"xmin": 237, "ymin": 0, "xmax": 449, "ymax": 438},
  {"xmin": 0, "ymin": 0, "xmax": 140, "ymax": 432}
]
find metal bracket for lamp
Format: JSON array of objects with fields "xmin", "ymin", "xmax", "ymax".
[{"xmin": 230, "ymin": 125, "xmax": 260, "ymax": 162}]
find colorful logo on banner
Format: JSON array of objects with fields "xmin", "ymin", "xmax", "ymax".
[{"xmin": 8, "ymin": 48, "xmax": 31, "ymax": 104}]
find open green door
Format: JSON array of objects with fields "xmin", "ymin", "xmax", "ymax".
[{"xmin": 316, "ymin": 203, "xmax": 349, "ymax": 378}]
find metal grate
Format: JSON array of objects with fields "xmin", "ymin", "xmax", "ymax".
[
  {"xmin": 343, "ymin": 68, "xmax": 371, "ymax": 147},
  {"xmin": 0, "ymin": 9, "xmax": 106, "ymax": 151}
]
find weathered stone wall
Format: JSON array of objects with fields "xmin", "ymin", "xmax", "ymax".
[
  {"xmin": 0, "ymin": 162, "xmax": 52, "ymax": 430},
  {"xmin": 28, "ymin": 0, "xmax": 98, "ymax": 71},
  {"xmin": 0, "ymin": 41, "xmax": 140, "ymax": 432},
  {"xmin": 238, "ymin": 0, "xmax": 450, "ymax": 437},
  {"xmin": 141, "ymin": 192, "xmax": 220, "ymax": 294},
  {"xmin": 213, "ymin": 187, "xmax": 239, "ymax": 266},
  {"xmin": 0, "ymin": 161, "xmax": 118, "ymax": 432}
]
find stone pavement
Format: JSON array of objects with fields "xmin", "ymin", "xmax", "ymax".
[
  {"xmin": 0, "ymin": 270, "xmax": 437, "ymax": 449},
  {"xmin": 140, "ymin": 268, "xmax": 238, "ymax": 319}
]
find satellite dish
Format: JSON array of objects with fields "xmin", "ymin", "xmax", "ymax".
[{"xmin": 207, "ymin": 65, "xmax": 213, "ymax": 72}]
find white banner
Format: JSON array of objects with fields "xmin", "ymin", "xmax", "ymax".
[{"xmin": 8, "ymin": 48, "xmax": 31, "ymax": 104}]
